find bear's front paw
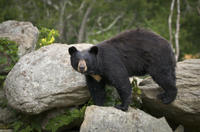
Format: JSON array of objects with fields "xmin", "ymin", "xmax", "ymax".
[{"xmin": 115, "ymin": 104, "xmax": 128, "ymax": 111}]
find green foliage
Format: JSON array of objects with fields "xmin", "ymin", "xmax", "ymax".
[
  {"xmin": 100, "ymin": 78, "xmax": 143, "ymax": 109},
  {"xmin": 104, "ymin": 85, "xmax": 120, "ymax": 106},
  {"xmin": 0, "ymin": 97, "xmax": 8, "ymax": 108},
  {"xmin": 20, "ymin": 126, "xmax": 33, "ymax": 132},
  {"xmin": 12, "ymin": 121, "xmax": 24, "ymax": 132},
  {"xmin": 102, "ymin": 78, "xmax": 143, "ymax": 109},
  {"xmin": 36, "ymin": 27, "xmax": 59, "ymax": 49},
  {"xmin": 131, "ymin": 78, "xmax": 142, "ymax": 109},
  {"xmin": 0, "ymin": 0, "xmax": 199, "ymax": 57},
  {"xmin": 0, "ymin": 38, "xmax": 18, "ymax": 88},
  {"xmin": 10, "ymin": 106, "xmax": 87, "ymax": 132},
  {"xmin": 104, "ymin": 79, "xmax": 142, "ymax": 109},
  {"xmin": 45, "ymin": 106, "xmax": 86, "ymax": 132},
  {"xmin": 0, "ymin": 0, "xmax": 20, "ymax": 22},
  {"xmin": 11, "ymin": 114, "xmax": 43, "ymax": 132},
  {"xmin": 180, "ymin": 11, "xmax": 200, "ymax": 55}
]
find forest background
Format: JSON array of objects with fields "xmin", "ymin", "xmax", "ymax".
[{"xmin": 1, "ymin": 0, "xmax": 199, "ymax": 60}]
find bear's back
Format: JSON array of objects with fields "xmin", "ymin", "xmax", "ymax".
[{"xmin": 96, "ymin": 29, "xmax": 175, "ymax": 76}]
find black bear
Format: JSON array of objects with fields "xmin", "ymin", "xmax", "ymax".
[{"xmin": 68, "ymin": 29, "xmax": 177, "ymax": 111}]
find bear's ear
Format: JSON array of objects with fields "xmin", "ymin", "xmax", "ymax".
[
  {"xmin": 68, "ymin": 46, "xmax": 78, "ymax": 55},
  {"xmin": 89, "ymin": 46, "xmax": 98, "ymax": 55}
]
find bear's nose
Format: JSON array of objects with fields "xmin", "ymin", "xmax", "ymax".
[{"xmin": 79, "ymin": 66, "xmax": 85, "ymax": 72}]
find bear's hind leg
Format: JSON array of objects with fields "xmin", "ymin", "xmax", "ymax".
[{"xmin": 150, "ymin": 70, "xmax": 177, "ymax": 104}]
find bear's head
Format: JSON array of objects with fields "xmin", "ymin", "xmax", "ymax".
[{"xmin": 68, "ymin": 46, "xmax": 98, "ymax": 75}]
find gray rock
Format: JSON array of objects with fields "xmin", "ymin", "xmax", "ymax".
[
  {"xmin": 4, "ymin": 43, "xmax": 92, "ymax": 114},
  {"xmin": 139, "ymin": 59, "xmax": 200, "ymax": 130},
  {"xmin": 80, "ymin": 105, "xmax": 172, "ymax": 132},
  {"xmin": 0, "ymin": 20, "xmax": 39, "ymax": 57}
]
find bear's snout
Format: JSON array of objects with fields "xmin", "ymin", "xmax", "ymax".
[{"xmin": 78, "ymin": 60, "xmax": 87, "ymax": 73}]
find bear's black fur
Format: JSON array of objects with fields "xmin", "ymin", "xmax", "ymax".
[{"xmin": 68, "ymin": 29, "xmax": 177, "ymax": 111}]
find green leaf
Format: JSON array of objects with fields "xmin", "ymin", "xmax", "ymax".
[
  {"xmin": 12, "ymin": 121, "xmax": 23, "ymax": 132},
  {"xmin": 36, "ymin": 27, "xmax": 59, "ymax": 49},
  {"xmin": 45, "ymin": 106, "xmax": 86, "ymax": 132},
  {"xmin": 20, "ymin": 125, "xmax": 33, "ymax": 132}
]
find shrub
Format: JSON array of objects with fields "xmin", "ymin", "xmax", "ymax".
[
  {"xmin": 36, "ymin": 27, "xmax": 59, "ymax": 49},
  {"xmin": 0, "ymin": 38, "xmax": 18, "ymax": 88}
]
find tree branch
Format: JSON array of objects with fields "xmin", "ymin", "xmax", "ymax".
[
  {"xmin": 58, "ymin": 0, "xmax": 68, "ymax": 40},
  {"xmin": 78, "ymin": 1, "xmax": 86, "ymax": 13},
  {"xmin": 92, "ymin": 13, "xmax": 124, "ymax": 35},
  {"xmin": 97, "ymin": 16, "xmax": 103, "ymax": 27},
  {"xmin": 197, "ymin": 7, "xmax": 200, "ymax": 16},
  {"xmin": 184, "ymin": 0, "xmax": 191, "ymax": 12}
]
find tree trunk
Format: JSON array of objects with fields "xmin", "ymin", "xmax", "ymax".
[
  {"xmin": 175, "ymin": 0, "xmax": 180, "ymax": 61},
  {"xmin": 197, "ymin": 7, "xmax": 200, "ymax": 16},
  {"xmin": 78, "ymin": 0, "xmax": 96, "ymax": 43},
  {"xmin": 168, "ymin": 0, "xmax": 175, "ymax": 45},
  {"xmin": 58, "ymin": 0, "xmax": 68, "ymax": 41}
]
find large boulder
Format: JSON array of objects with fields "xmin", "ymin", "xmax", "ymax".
[
  {"xmin": 139, "ymin": 59, "xmax": 200, "ymax": 131},
  {"xmin": 80, "ymin": 105, "xmax": 172, "ymax": 132},
  {"xmin": 4, "ymin": 43, "xmax": 92, "ymax": 114},
  {"xmin": 0, "ymin": 20, "xmax": 39, "ymax": 57}
]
